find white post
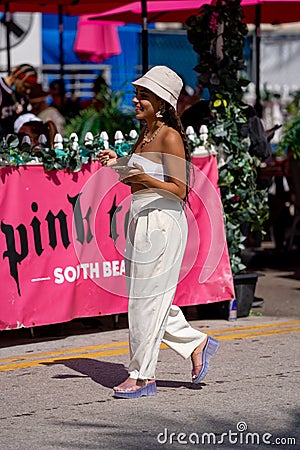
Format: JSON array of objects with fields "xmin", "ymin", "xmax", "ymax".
[
  {"xmin": 70, "ymin": 132, "xmax": 79, "ymax": 152},
  {"xmin": 53, "ymin": 133, "xmax": 64, "ymax": 150},
  {"xmin": 199, "ymin": 125, "xmax": 208, "ymax": 144},
  {"xmin": 84, "ymin": 132, "xmax": 94, "ymax": 147},
  {"xmin": 186, "ymin": 125, "xmax": 195, "ymax": 143},
  {"xmin": 38, "ymin": 134, "xmax": 47, "ymax": 144},
  {"xmin": 114, "ymin": 130, "xmax": 124, "ymax": 145},
  {"xmin": 129, "ymin": 129, "xmax": 138, "ymax": 140},
  {"xmin": 100, "ymin": 131, "xmax": 109, "ymax": 150}
]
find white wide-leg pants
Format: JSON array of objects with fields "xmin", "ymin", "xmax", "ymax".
[{"xmin": 125, "ymin": 191, "xmax": 207, "ymax": 380}]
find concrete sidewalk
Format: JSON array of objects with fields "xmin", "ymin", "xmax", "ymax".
[{"xmin": 244, "ymin": 246, "xmax": 300, "ymax": 319}]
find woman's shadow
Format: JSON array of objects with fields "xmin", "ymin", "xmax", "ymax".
[
  {"xmin": 43, "ymin": 358, "xmax": 127, "ymax": 388},
  {"xmin": 43, "ymin": 358, "xmax": 203, "ymax": 390}
]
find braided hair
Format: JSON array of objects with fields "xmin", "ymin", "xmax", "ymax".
[{"xmin": 162, "ymin": 102, "xmax": 192, "ymax": 203}]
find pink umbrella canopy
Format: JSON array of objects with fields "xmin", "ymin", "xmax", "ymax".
[
  {"xmin": 242, "ymin": 0, "xmax": 300, "ymax": 24},
  {"xmin": 92, "ymin": 0, "xmax": 210, "ymax": 23},
  {"xmin": 93, "ymin": 0, "xmax": 300, "ymax": 24},
  {"xmin": 91, "ymin": 1, "xmax": 206, "ymax": 24}
]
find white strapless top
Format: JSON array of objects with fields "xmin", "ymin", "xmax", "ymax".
[{"xmin": 128, "ymin": 153, "xmax": 167, "ymax": 182}]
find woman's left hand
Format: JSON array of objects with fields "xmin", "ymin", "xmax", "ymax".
[{"xmin": 116, "ymin": 162, "xmax": 145, "ymax": 184}]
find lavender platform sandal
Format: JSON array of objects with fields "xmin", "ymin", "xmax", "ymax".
[
  {"xmin": 113, "ymin": 381, "xmax": 157, "ymax": 399},
  {"xmin": 192, "ymin": 337, "xmax": 219, "ymax": 383}
]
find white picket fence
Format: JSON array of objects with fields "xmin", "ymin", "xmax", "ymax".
[
  {"xmin": 3, "ymin": 124, "xmax": 216, "ymax": 168},
  {"xmin": 51, "ymin": 124, "xmax": 214, "ymax": 157}
]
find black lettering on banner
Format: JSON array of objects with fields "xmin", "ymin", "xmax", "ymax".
[
  {"xmin": 108, "ymin": 195, "xmax": 122, "ymax": 243},
  {"xmin": 124, "ymin": 209, "xmax": 130, "ymax": 238},
  {"xmin": 30, "ymin": 202, "xmax": 44, "ymax": 256},
  {"xmin": 1, "ymin": 222, "xmax": 28, "ymax": 296},
  {"xmin": 46, "ymin": 210, "xmax": 70, "ymax": 249},
  {"xmin": 68, "ymin": 193, "xmax": 93, "ymax": 244},
  {"xmin": 1, "ymin": 191, "xmax": 95, "ymax": 296}
]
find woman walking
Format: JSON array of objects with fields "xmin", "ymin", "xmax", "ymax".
[{"xmin": 100, "ymin": 66, "xmax": 219, "ymax": 398}]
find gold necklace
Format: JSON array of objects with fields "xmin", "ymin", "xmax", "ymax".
[{"xmin": 141, "ymin": 123, "xmax": 165, "ymax": 148}]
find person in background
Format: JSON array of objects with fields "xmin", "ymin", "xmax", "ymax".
[
  {"xmin": 14, "ymin": 112, "xmax": 42, "ymax": 134},
  {"xmin": 16, "ymin": 117, "xmax": 58, "ymax": 149},
  {"xmin": 80, "ymin": 74, "xmax": 110, "ymax": 111},
  {"xmin": 177, "ymin": 78, "xmax": 200, "ymax": 117},
  {"xmin": 99, "ymin": 65, "xmax": 219, "ymax": 399},
  {"xmin": 241, "ymin": 103, "xmax": 272, "ymax": 161},
  {"xmin": 0, "ymin": 63, "xmax": 38, "ymax": 139},
  {"xmin": 180, "ymin": 84, "xmax": 212, "ymax": 132},
  {"xmin": 48, "ymin": 79, "xmax": 80, "ymax": 120},
  {"xmin": 28, "ymin": 83, "xmax": 66, "ymax": 136}
]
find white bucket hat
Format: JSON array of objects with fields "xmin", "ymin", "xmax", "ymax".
[
  {"xmin": 14, "ymin": 113, "xmax": 42, "ymax": 133},
  {"xmin": 132, "ymin": 65, "xmax": 183, "ymax": 110}
]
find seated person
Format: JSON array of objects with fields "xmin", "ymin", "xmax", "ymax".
[
  {"xmin": 17, "ymin": 118, "xmax": 58, "ymax": 149},
  {"xmin": 14, "ymin": 113, "xmax": 42, "ymax": 134},
  {"xmin": 28, "ymin": 83, "xmax": 66, "ymax": 136},
  {"xmin": 80, "ymin": 74, "xmax": 109, "ymax": 111},
  {"xmin": 48, "ymin": 79, "xmax": 80, "ymax": 120}
]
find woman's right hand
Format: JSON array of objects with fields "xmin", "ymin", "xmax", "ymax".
[{"xmin": 98, "ymin": 149, "xmax": 117, "ymax": 166}]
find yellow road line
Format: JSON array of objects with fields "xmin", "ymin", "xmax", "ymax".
[
  {"xmin": 0, "ymin": 348, "xmax": 130, "ymax": 372},
  {"xmin": 2, "ymin": 320, "xmax": 298, "ymax": 364},
  {"xmin": 0, "ymin": 321, "xmax": 299, "ymax": 373},
  {"xmin": 0, "ymin": 341, "xmax": 129, "ymax": 364},
  {"xmin": 212, "ymin": 326, "xmax": 300, "ymax": 340},
  {"xmin": 201, "ymin": 320, "xmax": 300, "ymax": 334}
]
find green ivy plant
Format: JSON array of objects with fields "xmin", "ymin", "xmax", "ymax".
[
  {"xmin": 0, "ymin": 131, "xmax": 138, "ymax": 173},
  {"xmin": 0, "ymin": 134, "xmax": 33, "ymax": 166},
  {"xmin": 186, "ymin": 0, "xmax": 269, "ymax": 274}
]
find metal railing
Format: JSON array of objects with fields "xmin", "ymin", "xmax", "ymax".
[{"xmin": 40, "ymin": 64, "xmax": 112, "ymax": 100}]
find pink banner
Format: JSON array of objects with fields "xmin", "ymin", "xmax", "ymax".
[{"xmin": 0, "ymin": 157, "xmax": 234, "ymax": 330}]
